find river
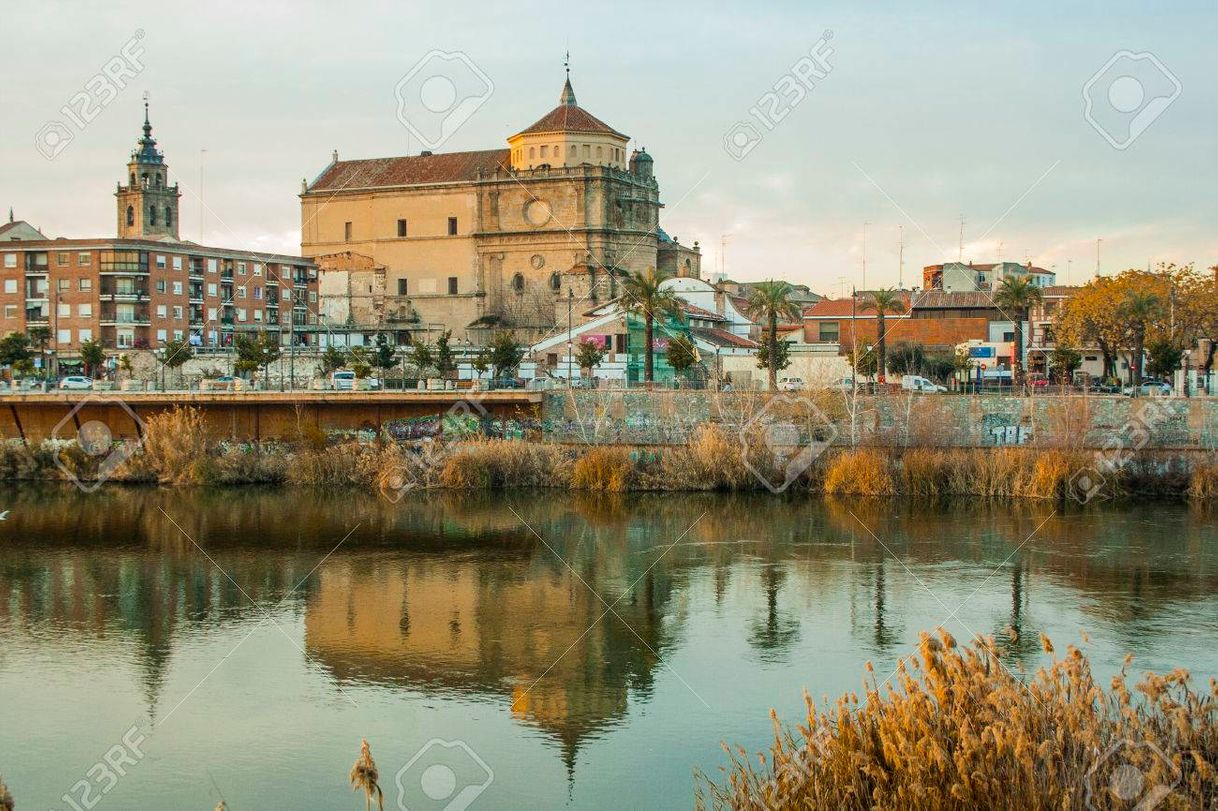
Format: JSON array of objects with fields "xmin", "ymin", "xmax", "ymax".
[{"xmin": 1, "ymin": 486, "xmax": 1216, "ymax": 809}]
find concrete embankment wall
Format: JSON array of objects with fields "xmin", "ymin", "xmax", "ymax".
[{"xmin": 540, "ymin": 391, "xmax": 1218, "ymax": 451}]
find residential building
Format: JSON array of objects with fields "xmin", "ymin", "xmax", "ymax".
[
  {"xmin": 0, "ymin": 106, "xmax": 319, "ymax": 369},
  {"xmin": 922, "ymin": 261, "xmax": 1055, "ymax": 292},
  {"xmin": 300, "ymin": 74, "xmax": 700, "ymax": 345}
]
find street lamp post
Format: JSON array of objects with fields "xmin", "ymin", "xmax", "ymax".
[{"xmin": 567, "ymin": 288, "xmax": 574, "ymax": 387}]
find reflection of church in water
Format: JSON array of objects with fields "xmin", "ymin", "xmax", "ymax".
[{"xmin": 303, "ymin": 549, "xmax": 679, "ymax": 775}]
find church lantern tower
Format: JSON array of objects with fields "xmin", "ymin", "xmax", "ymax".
[{"xmin": 115, "ymin": 101, "xmax": 180, "ymax": 239}]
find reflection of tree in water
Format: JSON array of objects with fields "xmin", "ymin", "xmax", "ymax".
[
  {"xmin": 992, "ymin": 556, "xmax": 1040, "ymax": 669},
  {"xmin": 747, "ymin": 564, "xmax": 800, "ymax": 662}
]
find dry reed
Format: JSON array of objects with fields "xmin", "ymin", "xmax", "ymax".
[
  {"xmin": 571, "ymin": 446, "xmax": 634, "ymax": 492},
  {"xmin": 822, "ymin": 449, "xmax": 896, "ymax": 496},
  {"xmin": 699, "ymin": 629, "xmax": 1218, "ymax": 810}
]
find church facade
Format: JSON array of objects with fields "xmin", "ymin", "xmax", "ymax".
[{"xmin": 299, "ymin": 76, "xmax": 701, "ymax": 345}]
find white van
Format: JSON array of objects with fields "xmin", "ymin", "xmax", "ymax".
[
  {"xmin": 331, "ymin": 370, "xmax": 356, "ymax": 390},
  {"xmin": 901, "ymin": 374, "xmax": 946, "ymax": 393},
  {"xmin": 778, "ymin": 376, "xmax": 805, "ymax": 391}
]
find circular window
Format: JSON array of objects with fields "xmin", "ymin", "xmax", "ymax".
[
  {"xmin": 524, "ymin": 199, "xmax": 552, "ymax": 226},
  {"xmin": 530, "ymin": 254, "xmax": 545, "ymax": 270}
]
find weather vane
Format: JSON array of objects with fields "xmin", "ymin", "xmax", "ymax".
[{"xmin": 564, "ymin": 50, "xmax": 570, "ymax": 78}]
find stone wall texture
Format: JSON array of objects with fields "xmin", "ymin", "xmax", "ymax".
[{"xmin": 540, "ymin": 391, "xmax": 1218, "ymax": 451}]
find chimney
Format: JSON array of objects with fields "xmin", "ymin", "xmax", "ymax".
[
  {"xmin": 331, "ymin": 149, "xmax": 339, "ymax": 163},
  {"xmin": 420, "ymin": 150, "xmax": 433, "ymax": 156}
]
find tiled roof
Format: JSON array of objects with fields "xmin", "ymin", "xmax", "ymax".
[
  {"xmin": 306, "ymin": 150, "xmax": 511, "ymax": 192},
  {"xmin": 911, "ymin": 290, "xmax": 1002, "ymax": 309},
  {"xmin": 678, "ymin": 300, "xmax": 726, "ymax": 321},
  {"xmin": 803, "ymin": 297, "xmax": 912, "ymax": 319},
  {"xmin": 514, "ymin": 104, "xmax": 625, "ymax": 138},
  {"xmin": 690, "ymin": 327, "xmax": 758, "ymax": 349}
]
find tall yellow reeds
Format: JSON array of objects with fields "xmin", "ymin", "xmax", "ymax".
[
  {"xmin": 822, "ymin": 449, "xmax": 896, "ymax": 496},
  {"xmin": 699, "ymin": 630, "xmax": 1217, "ymax": 809},
  {"xmin": 571, "ymin": 446, "xmax": 634, "ymax": 492}
]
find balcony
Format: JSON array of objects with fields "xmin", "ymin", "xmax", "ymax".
[
  {"xmin": 100, "ymin": 316, "xmax": 151, "ymax": 326},
  {"xmin": 99, "ymin": 285, "xmax": 150, "ymax": 302}
]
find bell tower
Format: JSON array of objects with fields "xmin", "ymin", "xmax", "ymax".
[{"xmin": 115, "ymin": 99, "xmax": 180, "ymax": 239}]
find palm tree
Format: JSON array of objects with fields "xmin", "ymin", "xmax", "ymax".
[
  {"xmin": 1119, "ymin": 290, "xmax": 1164, "ymax": 389},
  {"xmin": 993, "ymin": 276, "xmax": 1043, "ymax": 386},
  {"xmin": 861, "ymin": 288, "xmax": 906, "ymax": 384},
  {"xmin": 349, "ymin": 738, "xmax": 385, "ymax": 811},
  {"xmin": 620, "ymin": 267, "xmax": 681, "ymax": 384},
  {"xmin": 744, "ymin": 280, "xmax": 802, "ymax": 391}
]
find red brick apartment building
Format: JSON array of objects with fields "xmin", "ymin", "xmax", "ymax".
[{"xmin": 0, "ymin": 104, "xmax": 318, "ymax": 365}]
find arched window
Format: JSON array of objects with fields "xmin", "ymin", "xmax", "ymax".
[
  {"xmin": 550, "ymin": 272, "xmax": 561, "ymax": 291},
  {"xmin": 569, "ymin": 145, "xmax": 577, "ymax": 158},
  {"xmin": 540, "ymin": 145, "xmax": 548, "ymax": 158},
  {"xmin": 165, "ymin": 206, "xmax": 172, "ymax": 226},
  {"xmin": 149, "ymin": 205, "xmax": 157, "ymax": 226},
  {"xmin": 512, "ymin": 272, "xmax": 524, "ymax": 292},
  {"xmin": 155, "ymin": 174, "xmax": 162, "ymax": 188},
  {"xmin": 129, "ymin": 173, "xmax": 135, "ymax": 186},
  {"xmin": 596, "ymin": 146, "xmax": 603, "ymax": 159},
  {"xmin": 583, "ymin": 145, "xmax": 590, "ymax": 158},
  {"xmin": 529, "ymin": 146, "xmax": 535, "ymax": 158},
  {"xmin": 126, "ymin": 206, "xmax": 134, "ymax": 226}
]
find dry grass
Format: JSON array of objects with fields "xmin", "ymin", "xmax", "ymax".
[
  {"xmin": 1188, "ymin": 460, "xmax": 1218, "ymax": 502},
  {"xmin": 130, "ymin": 406, "xmax": 212, "ymax": 484},
  {"xmin": 571, "ymin": 446, "xmax": 634, "ymax": 492},
  {"xmin": 699, "ymin": 629, "xmax": 1218, "ymax": 810},
  {"xmin": 438, "ymin": 439, "xmax": 570, "ymax": 489},
  {"xmin": 822, "ymin": 449, "xmax": 896, "ymax": 496}
]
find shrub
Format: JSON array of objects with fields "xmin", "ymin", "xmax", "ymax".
[
  {"xmin": 699, "ymin": 630, "xmax": 1218, "ymax": 810},
  {"xmin": 132, "ymin": 406, "xmax": 211, "ymax": 484},
  {"xmin": 1188, "ymin": 460, "xmax": 1218, "ymax": 502},
  {"xmin": 571, "ymin": 446, "xmax": 633, "ymax": 492},
  {"xmin": 821, "ymin": 448, "xmax": 895, "ymax": 496}
]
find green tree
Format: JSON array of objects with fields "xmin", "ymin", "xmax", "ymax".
[
  {"xmin": 621, "ymin": 267, "xmax": 681, "ymax": 384},
  {"xmin": 666, "ymin": 334, "xmax": 699, "ymax": 380},
  {"xmin": 1145, "ymin": 338, "xmax": 1183, "ymax": 380},
  {"xmin": 887, "ymin": 340, "xmax": 926, "ymax": 377},
  {"xmin": 79, "ymin": 339, "xmax": 106, "ymax": 378},
  {"xmin": 160, "ymin": 338, "xmax": 194, "ymax": 388},
  {"xmin": 321, "ymin": 344, "xmax": 347, "ymax": 375},
  {"xmin": 234, "ymin": 332, "xmax": 280, "ymax": 382},
  {"xmin": 1049, "ymin": 346, "xmax": 1083, "ymax": 383},
  {"xmin": 434, "ymin": 330, "xmax": 457, "ymax": 377},
  {"xmin": 349, "ymin": 346, "xmax": 372, "ymax": 379},
  {"xmin": 847, "ymin": 344, "xmax": 878, "ymax": 380},
  {"xmin": 0, "ymin": 332, "xmax": 33, "ymax": 378},
  {"xmin": 471, "ymin": 348, "xmax": 490, "ymax": 383},
  {"xmin": 744, "ymin": 280, "xmax": 802, "ymax": 391},
  {"xmin": 755, "ymin": 334, "xmax": 791, "ymax": 377},
  {"xmin": 488, "ymin": 331, "xmax": 525, "ymax": 381},
  {"xmin": 574, "ymin": 338, "xmax": 607, "ymax": 377},
  {"xmin": 1118, "ymin": 290, "xmax": 1164, "ymax": 386},
  {"xmin": 861, "ymin": 288, "xmax": 906, "ymax": 384},
  {"xmin": 406, "ymin": 339, "xmax": 434, "ymax": 379},
  {"xmin": 372, "ymin": 333, "xmax": 398, "ymax": 378},
  {"xmin": 992, "ymin": 276, "xmax": 1043, "ymax": 387}
]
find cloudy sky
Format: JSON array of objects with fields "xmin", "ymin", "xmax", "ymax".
[{"xmin": 2, "ymin": 0, "xmax": 1213, "ymax": 294}]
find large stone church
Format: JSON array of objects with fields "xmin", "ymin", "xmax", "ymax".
[{"xmin": 299, "ymin": 75, "xmax": 701, "ymax": 344}]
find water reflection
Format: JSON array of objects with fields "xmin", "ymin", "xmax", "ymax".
[{"xmin": 2, "ymin": 485, "xmax": 1217, "ymax": 798}]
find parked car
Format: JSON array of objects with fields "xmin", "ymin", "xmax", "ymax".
[
  {"xmin": 1088, "ymin": 377, "xmax": 1122, "ymax": 394},
  {"xmin": 1027, "ymin": 374, "xmax": 1051, "ymax": 388},
  {"xmin": 1123, "ymin": 380, "xmax": 1172, "ymax": 397},
  {"xmin": 901, "ymin": 374, "xmax": 946, "ymax": 394},
  {"xmin": 209, "ymin": 375, "xmax": 236, "ymax": 391},
  {"xmin": 58, "ymin": 375, "xmax": 93, "ymax": 390},
  {"xmin": 827, "ymin": 377, "xmax": 856, "ymax": 391},
  {"xmin": 777, "ymin": 376, "xmax": 806, "ymax": 391},
  {"xmin": 492, "ymin": 377, "xmax": 525, "ymax": 389},
  {"xmin": 331, "ymin": 370, "xmax": 356, "ymax": 391}
]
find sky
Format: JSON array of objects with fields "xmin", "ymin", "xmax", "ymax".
[{"xmin": 2, "ymin": 0, "xmax": 1215, "ymax": 296}]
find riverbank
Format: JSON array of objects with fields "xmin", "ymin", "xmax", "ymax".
[{"xmin": 3, "ymin": 407, "xmax": 1217, "ymax": 501}]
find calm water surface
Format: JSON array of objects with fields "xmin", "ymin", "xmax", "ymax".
[{"xmin": 1, "ymin": 486, "xmax": 1216, "ymax": 809}]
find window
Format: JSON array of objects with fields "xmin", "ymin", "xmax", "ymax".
[
  {"xmin": 172, "ymin": 256, "xmax": 183, "ymax": 271},
  {"xmin": 237, "ymin": 308, "xmax": 247, "ymax": 322},
  {"xmin": 282, "ymin": 289, "xmax": 291, "ymax": 301},
  {"xmin": 156, "ymin": 329, "xmax": 167, "ymax": 343},
  {"xmin": 237, "ymin": 286, "xmax": 247, "ymax": 299},
  {"xmin": 397, "ymin": 279, "xmax": 408, "ymax": 296},
  {"xmin": 207, "ymin": 283, "xmax": 218, "ymax": 297},
  {"xmin": 207, "ymin": 307, "xmax": 218, "ymax": 320},
  {"xmin": 448, "ymin": 277, "xmax": 458, "ymax": 295},
  {"xmin": 126, "ymin": 206, "xmax": 134, "ymax": 227},
  {"xmin": 254, "ymin": 263, "xmax": 262, "ymax": 276},
  {"xmin": 1003, "ymin": 331, "xmax": 1015, "ymax": 342},
  {"xmin": 512, "ymin": 272, "xmax": 524, "ymax": 292},
  {"xmin": 308, "ymin": 291, "xmax": 317, "ymax": 303},
  {"xmin": 3, "ymin": 254, "xmax": 14, "ymax": 269},
  {"xmin": 344, "ymin": 221, "xmax": 353, "ymax": 241},
  {"xmin": 156, "ymin": 304, "xmax": 167, "ymax": 318},
  {"xmin": 57, "ymin": 252, "xmax": 70, "ymax": 266},
  {"xmin": 254, "ymin": 310, "xmax": 263, "ymax": 322},
  {"xmin": 78, "ymin": 329, "xmax": 93, "ymax": 343},
  {"xmin": 155, "ymin": 254, "xmax": 167, "ymax": 269},
  {"xmin": 3, "ymin": 305, "xmax": 14, "ymax": 319},
  {"xmin": 529, "ymin": 147, "xmax": 535, "ymax": 158},
  {"xmin": 448, "ymin": 217, "xmax": 458, "ymax": 235},
  {"xmin": 57, "ymin": 302, "xmax": 70, "ymax": 318},
  {"xmin": 57, "ymin": 279, "xmax": 70, "ymax": 291},
  {"xmin": 3, "ymin": 279, "xmax": 16, "ymax": 294},
  {"xmin": 165, "ymin": 207, "xmax": 172, "ymax": 227},
  {"xmin": 77, "ymin": 252, "xmax": 91, "ymax": 266},
  {"xmin": 172, "ymin": 306, "xmax": 183, "ymax": 319},
  {"xmin": 207, "ymin": 258, "xmax": 218, "ymax": 273},
  {"xmin": 254, "ymin": 286, "xmax": 263, "ymax": 300},
  {"xmin": 155, "ymin": 280, "xmax": 166, "ymax": 293},
  {"xmin": 818, "ymin": 322, "xmax": 840, "ymax": 342},
  {"xmin": 540, "ymin": 145, "xmax": 548, "ymax": 158},
  {"xmin": 58, "ymin": 329, "xmax": 71, "ymax": 345},
  {"xmin": 79, "ymin": 278, "xmax": 92, "ymax": 291},
  {"xmin": 149, "ymin": 206, "xmax": 158, "ymax": 226},
  {"xmin": 549, "ymin": 273, "xmax": 561, "ymax": 291},
  {"xmin": 173, "ymin": 330, "xmax": 183, "ymax": 341},
  {"xmin": 237, "ymin": 262, "xmax": 247, "ymax": 275},
  {"xmin": 397, "ymin": 219, "xmax": 407, "ymax": 237},
  {"xmin": 172, "ymin": 281, "xmax": 183, "ymax": 295},
  {"xmin": 78, "ymin": 303, "xmax": 92, "ymax": 318}
]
